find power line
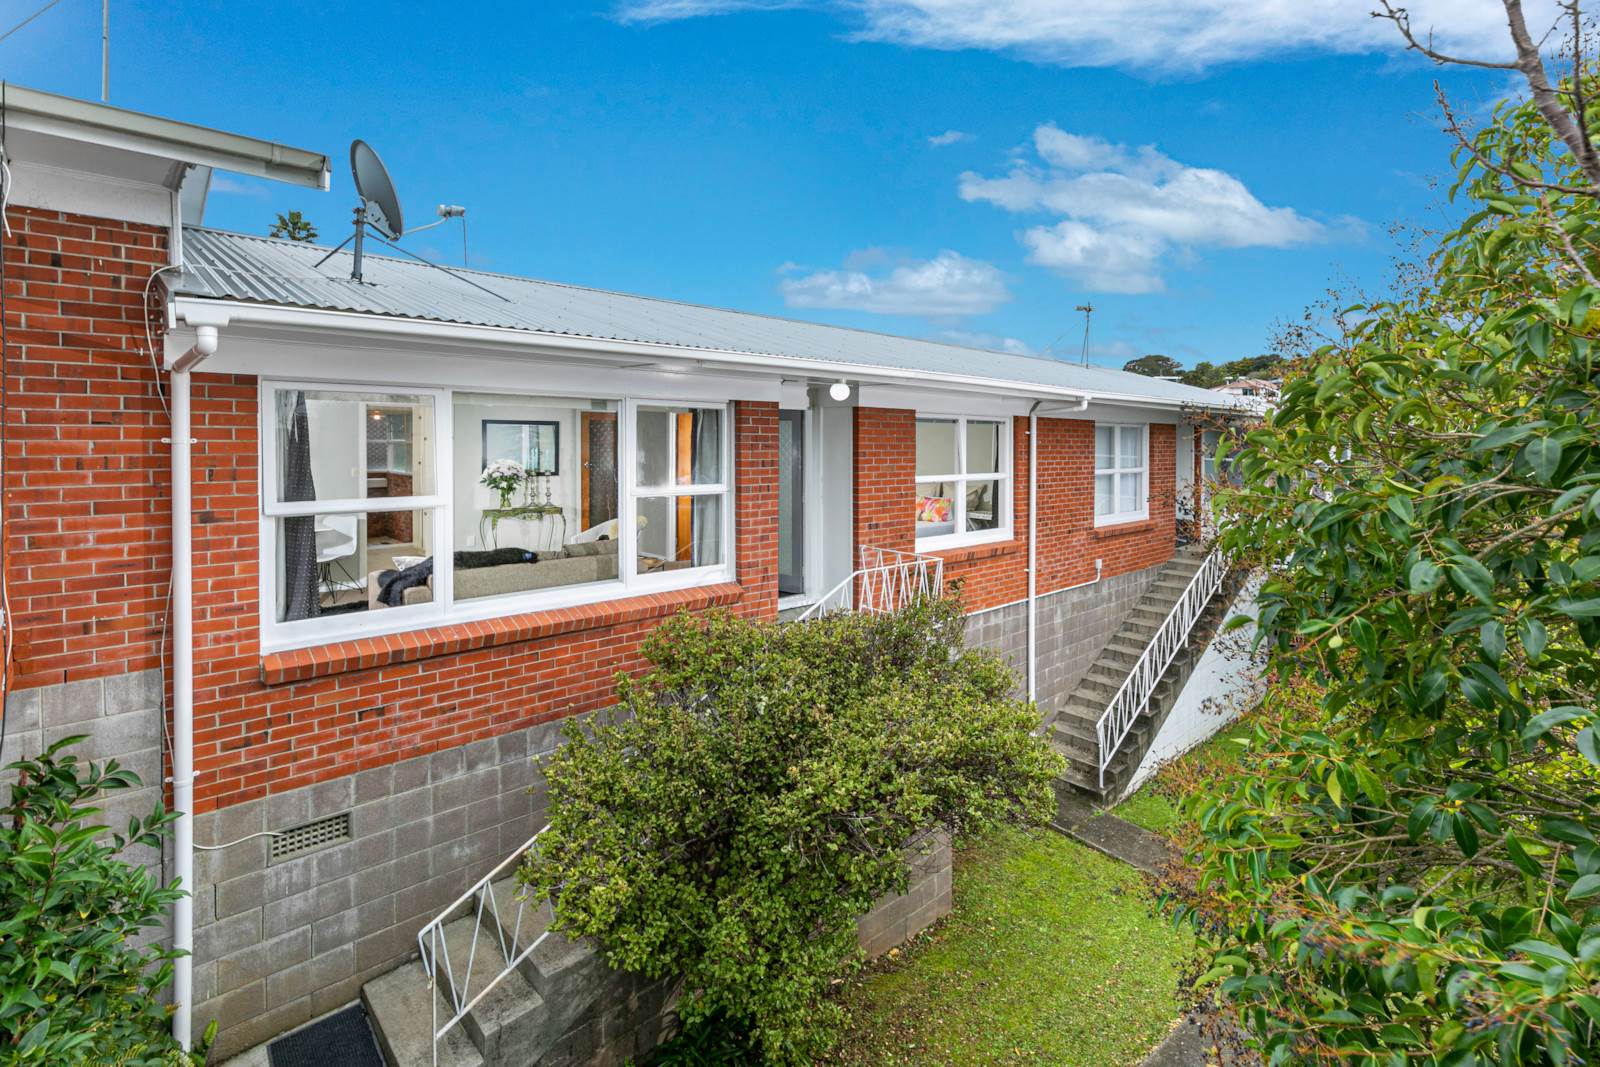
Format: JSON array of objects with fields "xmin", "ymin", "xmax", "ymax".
[{"xmin": 0, "ymin": 0, "xmax": 65, "ymax": 46}]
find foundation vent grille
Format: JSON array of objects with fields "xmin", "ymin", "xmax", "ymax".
[{"xmin": 271, "ymin": 812, "xmax": 351, "ymax": 863}]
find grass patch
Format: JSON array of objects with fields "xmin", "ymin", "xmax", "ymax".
[
  {"xmin": 828, "ymin": 827, "xmax": 1194, "ymax": 1066},
  {"xmin": 1114, "ymin": 718, "xmax": 1255, "ymax": 836}
]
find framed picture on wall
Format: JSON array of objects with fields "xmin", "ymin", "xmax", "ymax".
[{"xmin": 482, "ymin": 420, "xmax": 559, "ymax": 475}]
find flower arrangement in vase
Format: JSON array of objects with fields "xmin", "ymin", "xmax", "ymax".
[{"xmin": 481, "ymin": 459, "xmax": 526, "ymax": 510}]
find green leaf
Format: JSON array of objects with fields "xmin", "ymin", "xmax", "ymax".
[
  {"xmin": 1544, "ymin": 817, "xmax": 1597, "ymax": 846},
  {"xmin": 1409, "ymin": 560, "xmax": 1443, "ymax": 595},
  {"xmin": 1522, "ymin": 706, "xmax": 1588, "ymax": 743},
  {"xmin": 1568, "ymin": 874, "xmax": 1600, "ymax": 900},
  {"xmin": 1520, "ymin": 437, "xmax": 1564, "ymax": 484},
  {"xmin": 1479, "ymin": 620, "xmax": 1506, "ymax": 665},
  {"xmin": 1448, "ymin": 556, "xmax": 1496, "ymax": 605},
  {"xmin": 1520, "ymin": 616, "xmax": 1549, "ymax": 661},
  {"xmin": 1556, "ymin": 597, "xmax": 1600, "ymax": 618}
]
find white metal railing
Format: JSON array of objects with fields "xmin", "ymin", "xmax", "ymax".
[
  {"xmin": 418, "ymin": 824, "xmax": 552, "ymax": 1067},
  {"xmin": 1094, "ymin": 548, "xmax": 1228, "ymax": 790},
  {"xmin": 796, "ymin": 545, "xmax": 946, "ymax": 621}
]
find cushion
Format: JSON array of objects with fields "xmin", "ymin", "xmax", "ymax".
[
  {"xmin": 563, "ymin": 539, "xmax": 619, "ymax": 558},
  {"xmin": 916, "ymin": 495, "xmax": 952, "ymax": 524}
]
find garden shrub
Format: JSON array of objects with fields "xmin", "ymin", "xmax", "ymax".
[
  {"xmin": 0, "ymin": 738, "xmax": 210, "ymax": 1065},
  {"xmin": 1173, "ymin": 74, "xmax": 1600, "ymax": 1065},
  {"xmin": 521, "ymin": 597, "xmax": 1062, "ymax": 1064}
]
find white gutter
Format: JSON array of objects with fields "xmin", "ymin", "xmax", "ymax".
[
  {"xmin": 1027, "ymin": 397, "xmax": 1091, "ymax": 703},
  {"xmin": 165, "ymin": 318, "xmax": 222, "ymax": 1052},
  {"xmin": 1, "ymin": 84, "xmax": 330, "ymax": 190},
  {"xmin": 174, "ymin": 297, "xmax": 1238, "ymax": 410}
]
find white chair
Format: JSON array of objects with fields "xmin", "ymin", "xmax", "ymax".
[{"xmin": 314, "ymin": 515, "xmax": 360, "ymax": 597}]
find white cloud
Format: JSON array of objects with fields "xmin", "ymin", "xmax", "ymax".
[
  {"xmin": 614, "ymin": 0, "xmax": 1554, "ymax": 73},
  {"xmin": 780, "ymin": 250, "xmax": 1011, "ymax": 316},
  {"xmin": 941, "ymin": 329, "xmax": 1032, "ymax": 354},
  {"xmin": 928, "ymin": 129, "xmax": 973, "ymax": 147},
  {"xmin": 210, "ymin": 175, "xmax": 269, "ymax": 198},
  {"xmin": 615, "ymin": 0, "xmax": 795, "ymax": 23},
  {"xmin": 959, "ymin": 124, "xmax": 1332, "ymax": 293}
]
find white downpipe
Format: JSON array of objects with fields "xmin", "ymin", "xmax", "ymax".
[
  {"xmin": 1026, "ymin": 405, "xmax": 1039, "ymax": 702},
  {"xmin": 169, "ymin": 324, "xmax": 218, "ymax": 1051}
]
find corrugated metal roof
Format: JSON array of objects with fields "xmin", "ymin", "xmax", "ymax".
[{"xmin": 172, "ymin": 227, "xmax": 1232, "ymax": 408}]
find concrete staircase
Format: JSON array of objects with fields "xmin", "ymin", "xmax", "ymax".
[
  {"xmin": 1049, "ymin": 547, "xmax": 1232, "ymax": 806},
  {"xmin": 359, "ymin": 878, "xmax": 674, "ymax": 1067}
]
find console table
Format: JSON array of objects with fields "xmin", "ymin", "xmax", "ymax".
[{"xmin": 479, "ymin": 505, "xmax": 568, "ymax": 553}]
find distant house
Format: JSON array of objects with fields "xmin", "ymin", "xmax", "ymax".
[
  {"xmin": 1211, "ymin": 377, "xmax": 1280, "ymax": 414},
  {"xmin": 0, "ymin": 84, "xmax": 1246, "ymax": 1060}
]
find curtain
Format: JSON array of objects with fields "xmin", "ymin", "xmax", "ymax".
[
  {"xmin": 280, "ymin": 390, "xmax": 321, "ymax": 621},
  {"xmin": 690, "ymin": 409, "xmax": 720, "ymax": 567}
]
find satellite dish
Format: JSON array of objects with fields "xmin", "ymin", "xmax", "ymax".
[{"xmin": 351, "ymin": 140, "xmax": 403, "ymax": 240}]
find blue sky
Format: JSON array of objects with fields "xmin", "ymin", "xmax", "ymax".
[{"xmin": 2, "ymin": 0, "xmax": 1528, "ymax": 368}]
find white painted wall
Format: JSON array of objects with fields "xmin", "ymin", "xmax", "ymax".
[
  {"xmin": 452, "ymin": 399, "xmax": 584, "ymax": 552},
  {"xmin": 1122, "ymin": 575, "xmax": 1267, "ymax": 798}
]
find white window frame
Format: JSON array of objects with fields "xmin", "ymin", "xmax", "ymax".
[
  {"xmin": 259, "ymin": 380, "xmax": 735, "ymax": 655},
  {"xmin": 913, "ymin": 414, "xmax": 1012, "ymax": 550},
  {"xmin": 1094, "ymin": 422, "xmax": 1149, "ymax": 527}
]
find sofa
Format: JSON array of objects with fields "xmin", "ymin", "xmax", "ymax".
[{"xmin": 365, "ymin": 539, "xmax": 689, "ymax": 608}]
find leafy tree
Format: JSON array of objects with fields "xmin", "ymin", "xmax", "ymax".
[
  {"xmin": 0, "ymin": 739, "xmax": 212, "ymax": 1065},
  {"xmin": 1179, "ymin": 354, "xmax": 1285, "ymax": 389},
  {"xmin": 1124, "ymin": 354, "xmax": 1184, "ymax": 377},
  {"xmin": 268, "ymin": 211, "xmax": 317, "ymax": 242},
  {"xmin": 1173, "ymin": 59, "xmax": 1600, "ymax": 1066},
  {"xmin": 522, "ymin": 600, "xmax": 1061, "ymax": 1064}
]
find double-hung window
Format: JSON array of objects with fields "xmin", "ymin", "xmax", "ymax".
[
  {"xmin": 260, "ymin": 381, "xmax": 733, "ymax": 653},
  {"xmin": 1094, "ymin": 423, "xmax": 1148, "ymax": 525},
  {"xmin": 914, "ymin": 416, "xmax": 1010, "ymax": 547}
]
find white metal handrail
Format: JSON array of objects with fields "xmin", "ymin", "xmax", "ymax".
[
  {"xmin": 1094, "ymin": 548, "xmax": 1228, "ymax": 789},
  {"xmin": 417, "ymin": 824, "xmax": 552, "ymax": 1067},
  {"xmin": 796, "ymin": 545, "xmax": 946, "ymax": 621}
]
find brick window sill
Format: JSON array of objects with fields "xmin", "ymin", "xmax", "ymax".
[
  {"xmin": 1091, "ymin": 518, "xmax": 1160, "ymax": 540},
  {"xmin": 260, "ymin": 582, "xmax": 746, "ymax": 685},
  {"xmin": 932, "ymin": 539, "xmax": 1025, "ymax": 565}
]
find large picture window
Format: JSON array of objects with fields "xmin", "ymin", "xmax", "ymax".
[
  {"xmin": 1095, "ymin": 423, "xmax": 1148, "ymax": 525},
  {"xmin": 259, "ymin": 383, "xmax": 733, "ymax": 652},
  {"xmin": 914, "ymin": 415, "xmax": 1010, "ymax": 548}
]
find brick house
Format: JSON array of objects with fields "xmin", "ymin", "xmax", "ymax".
[{"xmin": 0, "ymin": 86, "xmax": 1240, "ymax": 1059}]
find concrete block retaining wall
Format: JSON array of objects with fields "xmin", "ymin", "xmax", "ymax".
[{"xmin": 964, "ymin": 564, "xmax": 1163, "ymax": 719}]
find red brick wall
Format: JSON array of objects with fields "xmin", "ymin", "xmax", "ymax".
[
  {"xmin": 184, "ymin": 394, "xmax": 779, "ymax": 811},
  {"xmin": 852, "ymin": 407, "xmax": 1177, "ymax": 614},
  {"xmin": 3, "ymin": 202, "xmax": 782, "ymax": 813},
  {"xmin": 2, "ymin": 206, "xmax": 171, "ymax": 689}
]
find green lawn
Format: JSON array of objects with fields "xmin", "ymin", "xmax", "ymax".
[
  {"xmin": 829, "ymin": 827, "xmax": 1194, "ymax": 1066},
  {"xmin": 1114, "ymin": 719, "xmax": 1255, "ymax": 836}
]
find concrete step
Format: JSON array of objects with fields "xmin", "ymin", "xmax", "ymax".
[
  {"xmin": 487, "ymin": 878, "xmax": 612, "ymax": 1047},
  {"xmin": 435, "ymin": 913, "xmax": 550, "ymax": 1065},
  {"xmin": 362, "ymin": 962, "xmax": 486, "ymax": 1067}
]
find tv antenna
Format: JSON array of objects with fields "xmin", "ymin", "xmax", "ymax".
[
  {"xmin": 314, "ymin": 140, "xmax": 504, "ymax": 300},
  {"xmin": 1074, "ymin": 303, "xmax": 1094, "ymax": 366}
]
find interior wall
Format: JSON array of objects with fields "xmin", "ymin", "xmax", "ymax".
[{"xmin": 452, "ymin": 400, "xmax": 582, "ymax": 552}]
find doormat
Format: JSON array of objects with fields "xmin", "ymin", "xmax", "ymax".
[{"xmin": 267, "ymin": 1004, "xmax": 384, "ymax": 1067}]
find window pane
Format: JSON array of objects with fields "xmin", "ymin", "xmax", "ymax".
[
  {"xmin": 275, "ymin": 508, "xmax": 433, "ymax": 622},
  {"xmin": 965, "ymin": 420, "xmax": 1001, "ymax": 474},
  {"xmin": 1118, "ymin": 425, "xmax": 1142, "ymax": 469},
  {"xmin": 914, "ymin": 481, "xmax": 956, "ymax": 538},
  {"xmin": 1095, "ymin": 473, "xmax": 1114, "ymax": 516},
  {"xmin": 451, "ymin": 393, "xmax": 621, "ymax": 596},
  {"xmin": 274, "ymin": 389, "xmax": 434, "ymax": 501},
  {"xmin": 1095, "ymin": 426, "xmax": 1115, "ymax": 471},
  {"xmin": 637, "ymin": 494, "xmax": 723, "ymax": 571},
  {"xmin": 636, "ymin": 406, "xmax": 723, "ymax": 488},
  {"xmin": 965, "ymin": 479, "xmax": 1001, "ymax": 532},
  {"xmin": 1119, "ymin": 471, "xmax": 1144, "ymax": 514},
  {"xmin": 916, "ymin": 419, "xmax": 958, "ymax": 477}
]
